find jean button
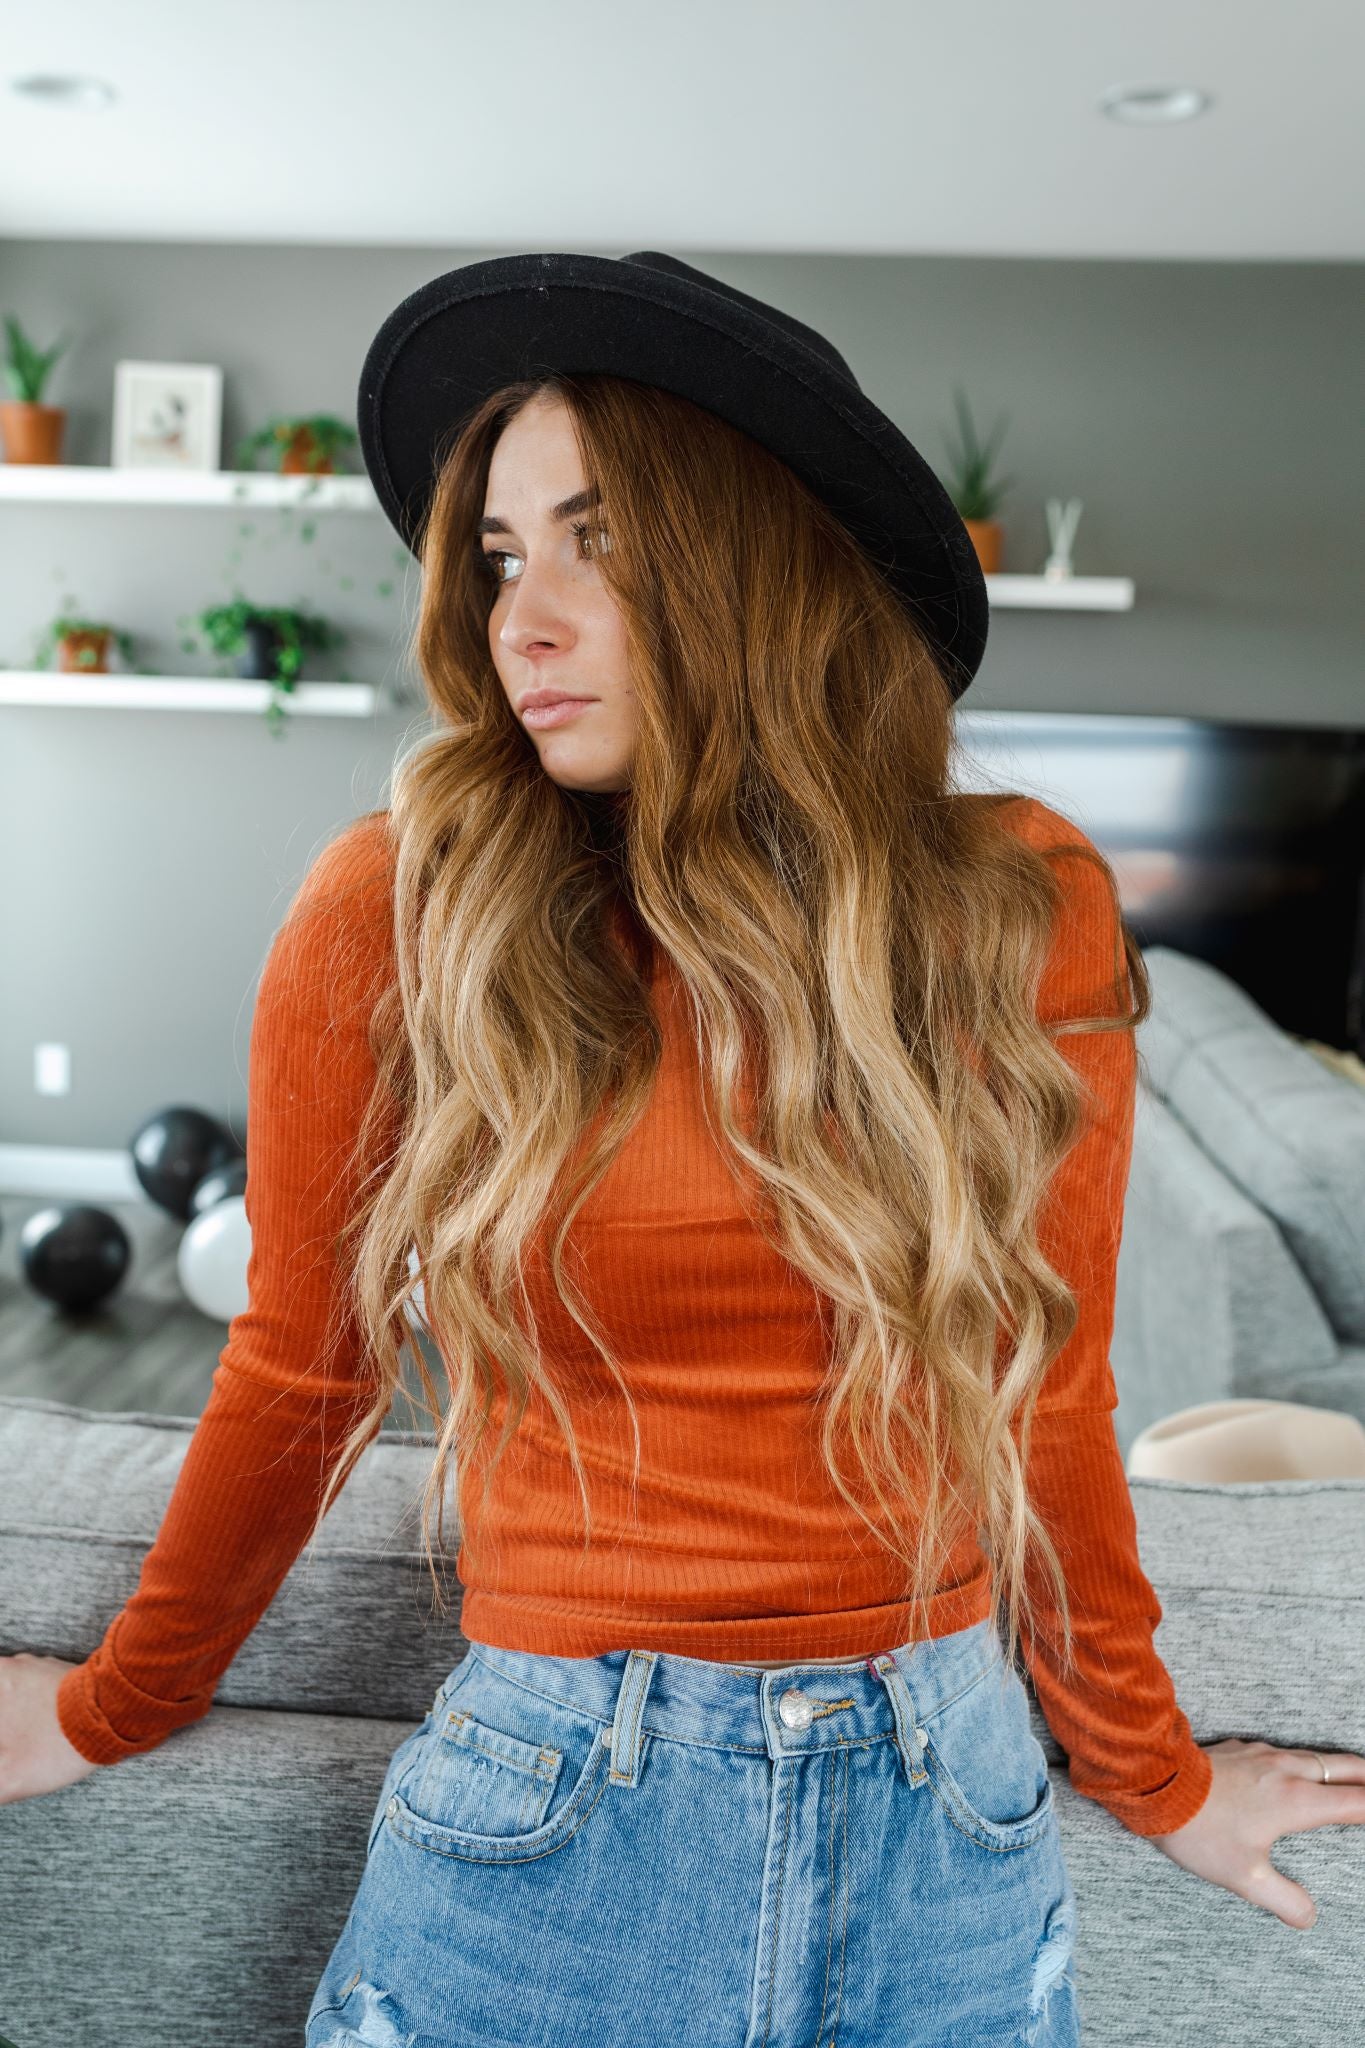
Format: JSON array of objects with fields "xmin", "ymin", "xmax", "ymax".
[{"xmin": 779, "ymin": 1687, "xmax": 815, "ymax": 1730}]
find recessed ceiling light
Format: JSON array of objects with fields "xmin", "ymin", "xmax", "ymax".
[
  {"xmin": 8, "ymin": 74, "xmax": 117, "ymax": 111},
  {"xmin": 1100, "ymin": 85, "xmax": 1212, "ymax": 125}
]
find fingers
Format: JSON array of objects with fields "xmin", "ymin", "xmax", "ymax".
[
  {"xmin": 1239, "ymin": 1858, "xmax": 1318, "ymax": 1931},
  {"xmin": 1280, "ymin": 1780, "xmax": 1365, "ymax": 1834},
  {"xmin": 1258, "ymin": 1748, "xmax": 1365, "ymax": 1840},
  {"xmin": 1291, "ymin": 1749, "xmax": 1365, "ymax": 1787}
]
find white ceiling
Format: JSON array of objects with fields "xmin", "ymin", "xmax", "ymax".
[{"xmin": 4, "ymin": 0, "xmax": 1360, "ymax": 261}]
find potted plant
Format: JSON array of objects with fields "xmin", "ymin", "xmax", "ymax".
[
  {"xmin": 32, "ymin": 613, "xmax": 136, "ymax": 675},
  {"xmin": 234, "ymin": 413, "xmax": 359, "ymax": 476},
  {"xmin": 183, "ymin": 597, "xmax": 345, "ymax": 734},
  {"xmin": 940, "ymin": 386, "xmax": 1015, "ymax": 575},
  {"xmin": 1, "ymin": 314, "xmax": 72, "ymax": 465}
]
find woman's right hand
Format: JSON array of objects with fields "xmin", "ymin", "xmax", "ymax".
[{"xmin": 0, "ymin": 1652, "xmax": 100, "ymax": 1804}]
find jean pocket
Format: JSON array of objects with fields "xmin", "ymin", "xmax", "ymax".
[
  {"xmin": 364, "ymin": 1715, "xmax": 434, "ymax": 1861},
  {"xmin": 385, "ymin": 1653, "xmax": 611, "ymax": 1864},
  {"xmin": 916, "ymin": 1656, "xmax": 1055, "ymax": 1852}
]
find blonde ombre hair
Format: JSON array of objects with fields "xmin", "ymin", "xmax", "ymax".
[{"xmin": 303, "ymin": 372, "xmax": 1150, "ymax": 1689}]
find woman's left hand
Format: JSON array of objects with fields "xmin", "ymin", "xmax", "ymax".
[{"xmin": 1149, "ymin": 1737, "xmax": 1365, "ymax": 1928}]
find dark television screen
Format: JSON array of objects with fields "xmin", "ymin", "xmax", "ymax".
[{"xmin": 954, "ymin": 711, "xmax": 1365, "ymax": 1055}]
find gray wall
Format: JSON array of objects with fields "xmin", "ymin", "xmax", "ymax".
[{"xmin": 2, "ymin": 239, "xmax": 1361, "ymax": 1149}]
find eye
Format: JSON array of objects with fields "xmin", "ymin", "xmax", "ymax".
[
  {"xmin": 479, "ymin": 547, "xmax": 519, "ymax": 586},
  {"xmin": 569, "ymin": 517, "xmax": 611, "ymax": 558},
  {"xmin": 477, "ymin": 520, "xmax": 610, "ymax": 589}
]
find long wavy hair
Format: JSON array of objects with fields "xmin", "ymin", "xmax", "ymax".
[{"xmin": 301, "ymin": 370, "xmax": 1150, "ymax": 1689}]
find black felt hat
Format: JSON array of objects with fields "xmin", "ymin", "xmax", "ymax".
[{"xmin": 356, "ymin": 249, "xmax": 989, "ymax": 700}]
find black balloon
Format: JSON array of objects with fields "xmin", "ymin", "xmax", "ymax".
[
  {"xmin": 130, "ymin": 1106, "xmax": 242, "ymax": 1221},
  {"xmin": 19, "ymin": 1204, "xmax": 131, "ymax": 1313},
  {"xmin": 189, "ymin": 1155, "xmax": 249, "ymax": 1217}
]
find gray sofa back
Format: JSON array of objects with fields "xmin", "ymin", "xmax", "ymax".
[{"xmin": 3, "ymin": 1394, "xmax": 1364, "ymax": 2048}]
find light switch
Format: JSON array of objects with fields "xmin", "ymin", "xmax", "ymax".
[{"xmin": 35, "ymin": 1042, "xmax": 71, "ymax": 1096}]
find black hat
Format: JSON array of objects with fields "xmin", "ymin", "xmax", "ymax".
[{"xmin": 357, "ymin": 250, "xmax": 988, "ymax": 700}]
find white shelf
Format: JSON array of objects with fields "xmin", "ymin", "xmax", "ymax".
[
  {"xmin": 0, "ymin": 463, "xmax": 378, "ymax": 511},
  {"xmin": 984, "ymin": 574, "xmax": 1133, "ymax": 610},
  {"xmin": 0, "ymin": 671, "xmax": 381, "ymax": 715},
  {"xmin": 0, "ymin": 471, "xmax": 1134, "ymax": 609}
]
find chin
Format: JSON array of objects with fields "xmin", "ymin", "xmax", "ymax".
[{"xmin": 538, "ymin": 754, "xmax": 632, "ymax": 795}]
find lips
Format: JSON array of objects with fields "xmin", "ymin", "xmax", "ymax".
[
  {"xmin": 521, "ymin": 696, "xmax": 594, "ymax": 730},
  {"xmin": 520, "ymin": 689, "xmax": 594, "ymax": 712}
]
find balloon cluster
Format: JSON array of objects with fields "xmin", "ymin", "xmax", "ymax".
[{"xmin": 16, "ymin": 1105, "xmax": 250, "ymax": 1321}]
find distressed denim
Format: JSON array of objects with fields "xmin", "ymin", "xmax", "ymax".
[{"xmin": 305, "ymin": 1613, "xmax": 1080, "ymax": 2046}]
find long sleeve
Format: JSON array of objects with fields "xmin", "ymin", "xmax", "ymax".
[
  {"xmin": 1011, "ymin": 807, "xmax": 1214, "ymax": 1838},
  {"xmin": 56, "ymin": 814, "xmax": 399, "ymax": 1766}
]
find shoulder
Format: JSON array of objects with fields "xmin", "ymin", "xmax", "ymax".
[
  {"xmin": 990, "ymin": 793, "xmax": 1115, "ymax": 907},
  {"xmin": 262, "ymin": 811, "xmax": 397, "ymax": 1024},
  {"xmin": 287, "ymin": 809, "xmax": 396, "ymax": 925},
  {"xmin": 989, "ymin": 795, "xmax": 1128, "ymax": 1019},
  {"xmin": 991, "ymin": 792, "xmax": 1100, "ymax": 862}
]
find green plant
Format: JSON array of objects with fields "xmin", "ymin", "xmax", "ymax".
[
  {"xmin": 182, "ymin": 597, "xmax": 345, "ymax": 735},
  {"xmin": 940, "ymin": 385, "xmax": 1015, "ymax": 521},
  {"xmin": 3, "ymin": 314, "xmax": 71, "ymax": 404},
  {"xmin": 234, "ymin": 413, "xmax": 359, "ymax": 473},
  {"xmin": 32, "ymin": 613, "xmax": 136, "ymax": 670}
]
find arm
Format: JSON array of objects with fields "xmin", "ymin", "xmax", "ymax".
[
  {"xmin": 55, "ymin": 814, "xmax": 399, "ymax": 1765},
  {"xmin": 1011, "ymin": 811, "xmax": 1214, "ymax": 1837},
  {"xmin": 1004, "ymin": 805, "xmax": 1365, "ymax": 1925}
]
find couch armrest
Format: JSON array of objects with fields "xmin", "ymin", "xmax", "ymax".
[{"xmin": 0, "ymin": 1702, "xmax": 407, "ymax": 2048}]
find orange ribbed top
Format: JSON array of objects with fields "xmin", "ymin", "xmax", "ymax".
[{"xmin": 56, "ymin": 797, "xmax": 1212, "ymax": 1838}]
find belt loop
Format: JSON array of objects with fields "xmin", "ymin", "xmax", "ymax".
[
  {"xmin": 608, "ymin": 1649, "xmax": 658, "ymax": 1787},
  {"xmin": 870, "ymin": 1650, "xmax": 929, "ymax": 1788}
]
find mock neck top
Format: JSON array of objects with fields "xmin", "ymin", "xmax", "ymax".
[{"xmin": 55, "ymin": 796, "xmax": 1212, "ymax": 1839}]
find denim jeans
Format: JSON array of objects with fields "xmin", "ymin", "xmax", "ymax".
[{"xmin": 305, "ymin": 1613, "xmax": 1080, "ymax": 2046}]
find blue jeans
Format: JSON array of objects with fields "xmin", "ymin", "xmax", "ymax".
[{"xmin": 305, "ymin": 1614, "xmax": 1080, "ymax": 2046}]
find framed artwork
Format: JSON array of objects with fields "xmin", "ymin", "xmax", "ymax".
[{"xmin": 111, "ymin": 360, "xmax": 223, "ymax": 471}]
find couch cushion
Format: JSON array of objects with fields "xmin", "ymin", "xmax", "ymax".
[
  {"xmin": 1124, "ymin": 1472, "xmax": 1365, "ymax": 1750},
  {"xmin": 0, "ymin": 1394, "xmax": 463, "ymax": 1722},
  {"xmin": 1024, "ymin": 1470, "xmax": 1365, "ymax": 1771},
  {"xmin": 1138, "ymin": 946, "xmax": 1365, "ymax": 1342},
  {"xmin": 1112, "ymin": 1082, "xmax": 1338, "ymax": 1447}
]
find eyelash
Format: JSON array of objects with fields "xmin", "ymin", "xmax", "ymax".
[{"xmin": 479, "ymin": 517, "xmax": 606, "ymax": 585}]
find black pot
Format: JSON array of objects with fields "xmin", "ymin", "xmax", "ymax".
[{"xmin": 238, "ymin": 616, "xmax": 285, "ymax": 681}]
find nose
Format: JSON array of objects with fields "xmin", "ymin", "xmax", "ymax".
[{"xmin": 498, "ymin": 573, "xmax": 575, "ymax": 662}]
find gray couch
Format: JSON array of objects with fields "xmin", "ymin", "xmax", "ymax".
[
  {"xmin": 3, "ymin": 1399, "xmax": 1364, "ymax": 2047},
  {"xmin": 3, "ymin": 945, "xmax": 1365, "ymax": 2047},
  {"xmin": 1113, "ymin": 945, "xmax": 1365, "ymax": 1453}
]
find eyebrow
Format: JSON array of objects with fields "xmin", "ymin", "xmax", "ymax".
[{"xmin": 476, "ymin": 486, "xmax": 602, "ymax": 539}]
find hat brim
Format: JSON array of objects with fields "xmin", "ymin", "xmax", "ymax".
[{"xmin": 357, "ymin": 251, "xmax": 988, "ymax": 698}]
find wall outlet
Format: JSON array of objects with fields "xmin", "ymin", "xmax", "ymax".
[{"xmin": 35, "ymin": 1042, "xmax": 71, "ymax": 1096}]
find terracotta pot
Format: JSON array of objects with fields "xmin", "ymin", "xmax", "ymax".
[
  {"xmin": 0, "ymin": 400, "xmax": 67, "ymax": 464},
  {"xmin": 279, "ymin": 429, "xmax": 334, "ymax": 475},
  {"xmin": 962, "ymin": 518, "xmax": 1002, "ymax": 575},
  {"xmin": 58, "ymin": 629, "xmax": 111, "ymax": 674}
]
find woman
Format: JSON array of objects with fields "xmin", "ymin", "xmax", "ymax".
[{"xmin": 4, "ymin": 253, "xmax": 1362, "ymax": 2045}]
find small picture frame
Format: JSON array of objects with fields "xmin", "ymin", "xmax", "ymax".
[{"xmin": 111, "ymin": 360, "xmax": 223, "ymax": 471}]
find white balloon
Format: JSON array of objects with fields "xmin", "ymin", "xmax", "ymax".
[{"xmin": 178, "ymin": 1195, "xmax": 252, "ymax": 1321}]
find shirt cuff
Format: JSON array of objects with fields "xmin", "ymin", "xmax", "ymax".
[{"xmin": 1081, "ymin": 1730, "xmax": 1214, "ymax": 1838}]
